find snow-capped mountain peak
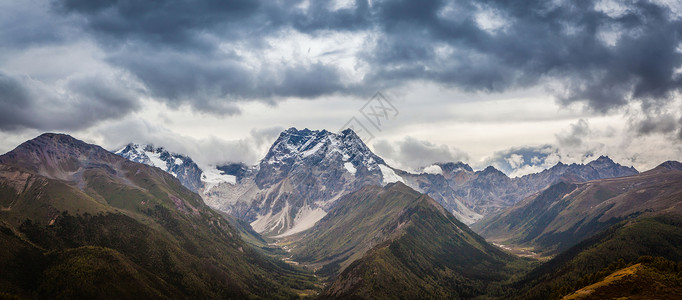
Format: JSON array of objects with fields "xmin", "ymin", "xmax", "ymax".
[
  {"xmin": 115, "ymin": 143, "xmax": 204, "ymax": 193},
  {"xmin": 116, "ymin": 143, "xmax": 181, "ymax": 171},
  {"xmin": 236, "ymin": 128, "xmax": 406, "ymax": 236},
  {"xmin": 116, "ymin": 143, "xmax": 154, "ymax": 166},
  {"xmin": 261, "ymin": 127, "xmax": 384, "ymax": 170},
  {"xmin": 262, "ymin": 128, "xmax": 330, "ymax": 164}
]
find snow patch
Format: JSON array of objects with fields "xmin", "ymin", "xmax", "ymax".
[
  {"xmin": 174, "ymin": 157, "xmax": 184, "ymax": 165},
  {"xmin": 423, "ymin": 165, "xmax": 443, "ymax": 175},
  {"xmin": 301, "ymin": 142, "xmax": 324, "ymax": 158},
  {"xmin": 378, "ymin": 164, "xmax": 404, "ymax": 185},
  {"xmin": 344, "ymin": 162, "xmax": 356, "ymax": 175},
  {"xmin": 116, "ymin": 145, "xmax": 129, "ymax": 153},
  {"xmin": 201, "ymin": 166, "xmax": 236, "ymax": 192},
  {"xmin": 146, "ymin": 151, "xmax": 167, "ymax": 169}
]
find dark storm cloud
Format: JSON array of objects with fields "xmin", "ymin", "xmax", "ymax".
[
  {"xmin": 0, "ymin": 2, "xmax": 76, "ymax": 50},
  {"xmin": 107, "ymin": 47, "xmax": 254, "ymax": 114},
  {"xmin": 52, "ymin": 0, "xmax": 265, "ymax": 47},
  {"xmin": 54, "ymin": 0, "xmax": 373, "ymax": 41},
  {"xmin": 634, "ymin": 115, "xmax": 678, "ymax": 135},
  {"xmin": 273, "ymin": 63, "xmax": 347, "ymax": 98},
  {"xmin": 365, "ymin": 0, "xmax": 682, "ymax": 112},
  {"xmin": 7, "ymin": 0, "xmax": 682, "ymax": 125},
  {"xmin": 290, "ymin": 0, "xmax": 372, "ymax": 32},
  {"xmin": 47, "ymin": 0, "xmax": 360, "ymax": 113},
  {"xmin": 628, "ymin": 108, "xmax": 681, "ymax": 138},
  {"xmin": 0, "ymin": 72, "xmax": 139, "ymax": 131},
  {"xmin": 106, "ymin": 45, "xmax": 346, "ymax": 113}
]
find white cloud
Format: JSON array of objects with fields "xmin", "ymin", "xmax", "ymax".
[
  {"xmin": 372, "ymin": 136, "xmax": 469, "ymax": 172},
  {"xmin": 505, "ymin": 154, "xmax": 524, "ymax": 169},
  {"xmin": 422, "ymin": 164, "xmax": 443, "ymax": 175}
]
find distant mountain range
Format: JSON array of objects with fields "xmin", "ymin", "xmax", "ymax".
[
  {"xmin": 116, "ymin": 127, "xmax": 638, "ymax": 235},
  {"xmin": 472, "ymin": 161, "xmax": 682, "ymax": 255}
]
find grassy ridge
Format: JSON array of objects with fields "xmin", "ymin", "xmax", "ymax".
[
  {"xmin": 562, "ymin": 256, "xmax": 682, "ymax": 299},
  {"xmin": 3, "ymin": 210, "xmax": 317, "ymax": 299},
  {"xmin": 318, "ymin": 183, "xmax": 531, "ymax": 299},
  {"xmin": 513, "ymin": 215, "xmax": 682, "ymax": 299},
  {"xmin": 289, "ymin": 184, "xmax": 429, "ymax": 277}
]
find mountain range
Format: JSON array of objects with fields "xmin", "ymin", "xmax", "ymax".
[
  {"xmin": 118, "ymin": 128, "xmax": 638, "ymax": 236},
  {"xmin": 473, "ymin": 161, "xmax": 682, "ymax": 255},
  {"xmin": 1, "ymin": 130, "xmax": 680, "ymax": 299}
]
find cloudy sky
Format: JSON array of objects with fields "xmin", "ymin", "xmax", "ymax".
[{"xmin": 1, "ymin": 0, "xmax": 682, "ymax": 176}]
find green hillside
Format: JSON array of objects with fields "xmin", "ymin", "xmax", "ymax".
[
  {"xmin": 562, "ymin": 256, "xmax": 682, "ymax": 300},
  {"xmin": 287, "ymin": 183, "xmax": 437, "ymax": 278},
  {"xmin": 285, "ymin": 182, "xmax": 530, "ymax": 299},
  {"xmin": 513, "ymin": 215, "xmax": 682, "ymax": 299}
]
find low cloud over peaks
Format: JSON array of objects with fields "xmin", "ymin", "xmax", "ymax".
[
  {"xmin": 373, "ymin": 136, "xmax": 469, "ymax": 171},
  {"xmin": 482, "ymin": 145, "xmax": 559, "ymax": 177}
]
